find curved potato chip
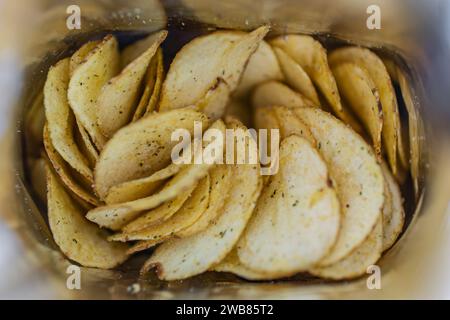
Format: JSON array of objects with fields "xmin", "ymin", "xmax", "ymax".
[
  {"xmin": 46, "ymin": 165, "xmax": 128, "ymax": 269},
  {"xmin": 381, "ymin": 162, "xmax": 404, "ymax": 251},
  {"xmin": 97, "ymin": 31, "xmax": 167, "ymax": 137},
  {"xmin": 94, "ymin": 108, "xmax": 208, "ymax": 199},
  {"xmin": 272, "ymin": 47, "xmax": 320, "ymax": 105},
  {"xmin": 68, "ymin": 35, "xmax": 119, "ymax": 150},
  {"xmin": 74, "ymin": 118, "xmax": 99, "ymax": 168},
  {"xmin": 381, "ymin": 57, "xmax": 398, "ymax": 83},
  {"xmin": 195, "ymin": 78, "xmax": 231, "ymax": 120},
  {"xmin": 310, "ymin": 218, "xmax": 382, "ymax": 280},
  {"xmin": 110, "ymin": 175, "xmax": 210, "ymax": 243},
  {"xmin": 212, "ymin": 249, "xmax": 275, "ymax": 281},
  {"xmin": 233, "ymin": 40, "xmax": 283, "ymax": 98},
  {"xmin": 176, "ymin": 164, "xmax": 232, "ymax": 237},
  {"xmin": 104, "ymin": 163, "xmax": 181, "ymax": 204},
  {"xmin": 69, "ymin": 40, "xmax": 100, "ymax": 76},
  {"xmin": 329, "ymin": 47, "xmax": 401, "ymax": 175},
  {"xmin": 397, "ymin": 69, "xmax": 421, "ymax": 195},
  {"xmin": 44, "ymin": 58, "xmax": 93, "ymax": 183},
  {"xmin": 43, "ymin": 125, "xmax": 101, "ymax": 206},
  {"xmin": 121, "ymin": 32, "xmax": 163, "ymax": 68},
  {"xmin": 272, "ymin": 106, "xmax": 315, "ymax": 143},
  {"xmin": 295, "ymin": 108, "xmax": 384, "ymax": 266},
  {"xmin": 133, "ymin": 48, "xmax": 164, "ymax": 121},
  {"xmin": 87, "ymin": 120, "xmax": 226, "ymax": 230},
  {"xmin": 270, "ymin": 35, "xmax": 342, "ymax": 114},
  {"xmin": 238, "ymin": 135, "xmax": 340, "ymax": 276},
  {"xmin": 331, "ymin": 62, "xmax": 383, "ymax": 155},
  {"xmin": 252, "ymin": 81, "xmax": 315, "ymax": 109},
  {"xmin": 121, "ymin": 181, "xmax": 195, "ymax": 234},
  {"xmin": 159, "ymin": 26, "xmax": 269, "ymax": 118},
  {"xmin": 141, "ymin": 119, "xmax": 262, "ymax": 280},
  {"xmin": 144, "ymin": 47, "xmax": 165, "ymax": 116}
]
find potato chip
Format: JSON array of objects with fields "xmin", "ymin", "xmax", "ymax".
[
  {"xmin": 329, "ymin": 47, "xmax": 401, "ymax": 175},
  {"xmin": 121, "ymin": 178, "xmax": 196, "ymax": 233},
  {"xmin": 46, "ymin": 165, "xmax": 128, "ymax": 269},
  {"xmin": 74, "ymin": 118, "xmax": 99, "ymax": 168},
  {"xmin": 381, "ymin": 162, "xmax": 404, "ymax": 251},
  {"xmin": 233, "ymin": 40, "xmax": 283, "ymax": 98},
  {"xmin": 397, "ymin": 69, "xmax": 421, "ymax": 195},
  {"xmin": 68, "ymin": 35, "xmax": 120, "ymax": 150},
  {"xmin": 44, "ymin": 58, "xmax": 93, "ymax": 183},
  {"xmin": 195, "ymin": 77, "xmax": 231, "ymax": 120},
  {"xmin": 140, "ymin": 119, "xmax": 262, "ymax": 280},
  {"xmin": 69, "ymin": 40, "xmax": 100, "ymax": 77},
  {"xmin": 330, "ymin": 62, "xmax": 383, "ymax": 155},
  {"xmin": 97, "ymin": 31, "xmax": 167, "ymax": 137},
  {"xmin": 176, "ymin": 164, "xmax": 232, "ymax": 238},
  {"xmin": 295, "ymin": 108, "xmax": 384, "ymax": 266},
  {"xmin": 272, "ymin": 106, "xmax": 315, "ymax": 143},
  {"xmin": 94, "ymin": 108, "xmax": 208, "ymax": 199},
  {"xmin": 212, "ymin": 249, "xmax": 275, "ymax": 281},
  {"xmin": 110, "ymin": 175, "xmax": 210, "ymax": 243},
  {"xmin": 87, "ymin": 120, "xmax": 226, "ymax": 230},
  {"xmin": 238, "ymin": 135, "xmax": 340, "ymax": 276},
  {"xmin": 132, "ymin": 48, "xmax": 164, "ymax": 121},
  {"xmin": 310, "ymin": 218, "xmax": 382, "ymax": 280},
  {"xmin": 381, "ymin": 57, "xmax": 398, "ymax": 83},
  {"xmin": 144, "ymin": 48, "xmax": 165, "ymax": 116},
  {"xmin": 270, "ymin": 35, "xmax": 343, "ymax": 115},
  {"xmin": 272, "ymin": 47, "xmax": 320, "ymax": 105},
  {"xmin": 43, "ymin": 125, "xmax": 100, "ymax": 206},
  {"xmin": 104, "ymin": 163, "xmax": 181, "ymax": 204},
  {"xmin": 159, "ymin": 26, "xmax": 269, "ymax": 118},
  {"xmin": 252, "ymin": 81, "xmax": 316, "ymax": 109}
]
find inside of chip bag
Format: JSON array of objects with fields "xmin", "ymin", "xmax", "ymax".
[{"xmin": 23, "ymin": 22, "xmax": 421, "ymax": 285}]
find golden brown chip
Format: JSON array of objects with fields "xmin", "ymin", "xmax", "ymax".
[
  {"xmin": 331, "ymin": 62, "xmax": 383, "ymax": 155},
  {"xmin": 104, "ymin": 163, "xmax": 181, "ymax": 204},
  {"xmin": 272, "ymin": 47, "xmax": 320, "ymax": 105},
  {"xmin": 252, "ymin": 80, "xmax": 316, "ymax": 109},
  {"xmin": 381, "ymin": 162, "xmax": 405, "ymax": 251},
  {"xmin": 110, "ymin": 175, "xmax": 210, "ymax": 244},
  {"xmin": 47, "ymin": 164, "xmax": 128, "ymax": 269},
  {"xmin": 97, "ymin": 31, "xmax": 167, "ymax": 137},
  {"xmin": 44, "ymin": 58, "xmax": 93, "ymax": 183},
  {"xmin": 271, "ymin": 35, "xmax": 342, "ymax": 114},
  {"xmin": 43, "ymin": 125, "xmax": 100, "ymax": 206},
  {"xmin": 176, "ymin": 164, "xmax": 232, "ymax": 237},
  {"xmin": 159, "ymin": 26, "xmax": 269, "ymax": 118},
  {"xmin": 68, "ymin": 35, "xmax": 120, "ymax": 150},
  {"xmin": 69, "ymin": 40, "xmax": 100, "ymax": 77},
  {"xmin": 329, "ymin": 47, "xmax": 401, "ymax": 176},
  {"xmin": 310, "ymin": 218, "xmax": 382, "ymax": 280},
  {"xmin": 233, "ymin": 40, "xmax": 283, "ymax": 98},
  {"xmin": 121, "ymin": 177, "xmax": 196, "ymax": 233}
]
